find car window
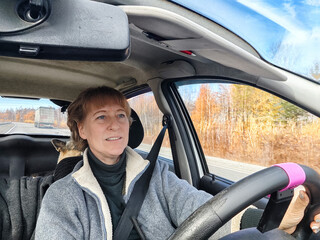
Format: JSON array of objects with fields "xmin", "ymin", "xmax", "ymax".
[
  {"xmin": 128, "ymin": 92, "xmax": 172, "ymax": 161},
  {"xmin": 0, "ymin": 97, "xmax": 69, "ymax": 136},
  {"xmin": 176, "ymin": 81, "xmax": 320, "ymax": 181}
]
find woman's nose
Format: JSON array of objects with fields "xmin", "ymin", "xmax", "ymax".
[{"xmin": 107, "ymin": 117, "xmax": 120, "ymax": 130}]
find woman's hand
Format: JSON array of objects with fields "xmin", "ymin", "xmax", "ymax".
[
  {"xmin": 279, "ymin": 189, "xmax": 310, "ymax": 234},
  {"xmin": 278, "ymin": 188, "xmax": 320, "ymax": 235},
  {"xmin": 310, "ymin": 213, "xmax": 320, "ymax": 234}
]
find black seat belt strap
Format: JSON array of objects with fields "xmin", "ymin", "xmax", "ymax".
[{"xmin": 113, "ymin": 115, "xmax": 169, "ymax": 239}]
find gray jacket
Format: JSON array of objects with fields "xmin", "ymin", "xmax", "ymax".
[{"xmin": 35, "ymin": 147, "xmax": 212, "ymax": 240}]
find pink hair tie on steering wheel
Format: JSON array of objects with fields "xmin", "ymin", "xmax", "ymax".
[{"xmin": 274, "ymin": 162, "xmax": 306, "ymax": 192}]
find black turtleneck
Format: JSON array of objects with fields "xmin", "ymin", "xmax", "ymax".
[{"xmin": 88, "ymin": 148, "xmax": 140, "ymax": 239}]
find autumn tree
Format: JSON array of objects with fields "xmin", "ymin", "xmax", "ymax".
[
  {"xmin": 191, "ymin": 84, "xmax": 221, "ymax": 152},
  {"xmin": 128, "ymin": 93, "xmax": 163, "ymax": 144},
  {"xmin": 6, "ymin": 109, "xmax": 15, "ymax": 121},
  {"xmin": 53, "ymin": 109, "xmax": 68, "ymax": 128},
  {"xmin": 0, "ymin": 111, "xmax": 10, "ymax": 122},
  {"xmin": 277, "ymin": 100, "xmax": 308, "ymax": 123},
  {"xmin": 23, "ymin": 110, "xmax": 35, "ymax": 123}
]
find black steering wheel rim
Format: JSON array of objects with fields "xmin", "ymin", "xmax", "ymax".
[{"xmin": 168, "ymin": 164, "xmax": 320, "ymax": 240}]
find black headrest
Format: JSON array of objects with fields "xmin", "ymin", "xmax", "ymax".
[{"xmin": 128, "ymin": 109, "xmax": 144, "ymax": 149}]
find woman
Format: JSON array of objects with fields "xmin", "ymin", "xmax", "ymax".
[{"xmin": 35, "ymin": 86, "xmax": 320, "ymax": 239}]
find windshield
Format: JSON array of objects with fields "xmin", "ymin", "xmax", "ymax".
[
  {"xmin": 0, "ymin": 97, "xmax": 70, "ymax": 136},
  {"xmin": 170, "ymin": 0, "xmax": 320, "ymax": 82}
]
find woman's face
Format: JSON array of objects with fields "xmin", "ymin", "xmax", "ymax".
[{"xmin": 78, "ymin": 101, "xmax": 130, "ymax": 165}]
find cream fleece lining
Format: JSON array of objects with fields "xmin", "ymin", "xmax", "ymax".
[
  {"xmin": 72, "ymin": 147, "xmax": 149, "ymax": 240},
  {"xmin": 124, "ymin": 147, "xmax": 149, "ymax": 194}
]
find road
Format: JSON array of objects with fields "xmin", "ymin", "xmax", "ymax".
[
  {"xmin": 0, "ymin": 122, "xmax": 70, "ymax": 135},
  {"xmin": 205, "ymin": 155, "xmax": 265, "ymax": 181},
  {"xmin": 137, "ymin": 143, "xmax": 265, "ymax": 182}
]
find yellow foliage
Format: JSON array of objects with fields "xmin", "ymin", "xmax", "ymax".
[
  {"xmin": 190, "ymin": 84, "xmax": 320, "ymax": 174},
  {"xmin": 24, "ymin": 120, "xmax": 34, "ymax": 123},
  {"xmin": 59, "ymin": 121, "xmax": 68, "ymax": 128}
]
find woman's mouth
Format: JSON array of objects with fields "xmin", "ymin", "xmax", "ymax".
[{"xmin": 106, "ymin": 137, "xmax": 121, "ymax": 141}]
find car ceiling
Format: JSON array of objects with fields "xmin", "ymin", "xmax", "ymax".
[{"xmin": 0, "ymin": 0, "xmax": 287, "ymax": 102}]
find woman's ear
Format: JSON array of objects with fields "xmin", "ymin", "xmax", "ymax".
[{"xmin": 77, "ymin": 122, "xmax": 87, "ymax": 140}]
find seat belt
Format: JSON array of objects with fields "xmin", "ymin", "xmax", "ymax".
[{"xmin": 113, "ymin": 116, "xmax": 169, "ymax": 240}]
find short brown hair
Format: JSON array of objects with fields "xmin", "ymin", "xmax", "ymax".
[{"xmin": 67, "ymin": 86, "xmax": 131, "ymax": 151}]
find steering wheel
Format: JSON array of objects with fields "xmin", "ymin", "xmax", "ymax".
[{"xmin": 168, "ymin": 164, "xmax": 320, "ymax": 240}]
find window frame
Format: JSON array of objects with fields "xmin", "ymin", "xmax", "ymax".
[{"xmin": 162, "ymin": 76, "xmax": 319, "ymax": 186}]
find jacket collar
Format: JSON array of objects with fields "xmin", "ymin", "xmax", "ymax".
[
  {"xmin": 124, "ymin": 146, "xmax": 149, "ymax": 194},
  {"xmin": 72, "ymin": 146, "xmax": 149, "ymax": 195},
  {"xmin": 71, "ymin": 146, "xmax": 149, "ymax": 240}
]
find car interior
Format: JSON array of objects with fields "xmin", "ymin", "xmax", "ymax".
[{"xmin": 1, "ymin": 0, "xmax": 320, "ymax": 239}]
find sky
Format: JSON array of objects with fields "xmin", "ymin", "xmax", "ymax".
[{"xmin": 171, "ymin": 0, "xmax": 320, "ymax": 80}]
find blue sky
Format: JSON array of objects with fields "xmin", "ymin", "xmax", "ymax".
[{"xmin": 170, "ymin": 0, "xmax": 320, "ymax": 80}]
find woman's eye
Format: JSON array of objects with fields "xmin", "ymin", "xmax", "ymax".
[
  {"xmin": 97, "ymin": 115, "xmax": 105, "ymax": 120},
  {"xmin": 118, "ymin": 113, "xmax": 126, "ymax": 118}
]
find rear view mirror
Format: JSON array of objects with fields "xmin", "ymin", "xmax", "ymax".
[{"xmin": 0, "ymin": 0, "xmax": 130, "ymax": 61}]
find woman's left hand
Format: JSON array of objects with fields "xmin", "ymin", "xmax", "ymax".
[
  {"xmin": 310, "ymin": 213, "xmax": 320, "ymax": 234},
  {"xmin": 278, "ymin": 188, "xmax": 320, "ymax": 235},
  {"xmin": 279, "ymin": 189, "xmax": 310, "ymax": 234}
]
